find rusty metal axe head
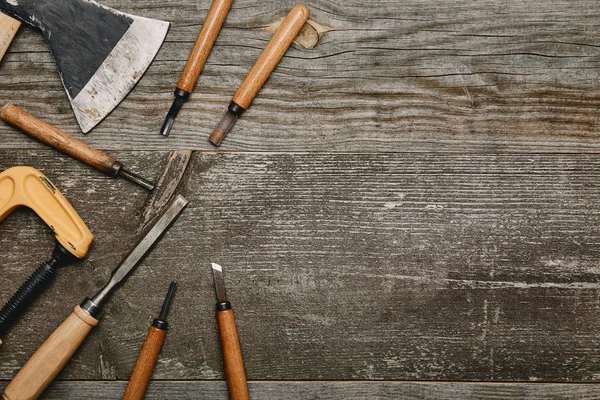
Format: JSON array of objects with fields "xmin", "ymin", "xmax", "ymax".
[{"xmin": 0, "ymin": 0, "xmax": 169, "ymax": 133}]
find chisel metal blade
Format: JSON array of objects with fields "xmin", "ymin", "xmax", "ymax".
[{"xmin": 212, "ymin": 263, "xmax": 227, "ymax": 303}]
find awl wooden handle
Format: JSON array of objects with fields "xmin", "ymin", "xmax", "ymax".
[
  {"xmin": 0, "ymin": 104, "xmax": 117, "ymax": 173},
  {"xmin": 122, "ymin": 326, "xmax": 167, "ymax": 400},
  {"xmin": 177, "ymin": 0, "xmax": 233, "ymax": 92},
  {"xmin": 3, "ymin": 306, "xmax": 99, "ymax": 400},
  {"xmin": 217, "ymin": 309, "xmax": 250, "ymax": 400},
  {"xmin": 0, "ymin": 13, "xmax": 20, "ymax": 61},
  {"xmin": 232, "ymin": 4, "xmax": 309, "ymax": 109}
]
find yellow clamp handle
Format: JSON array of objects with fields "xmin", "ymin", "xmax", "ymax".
[{"xmin": 0, "ymin": 166, "xmax": 93, "ymax": 258}]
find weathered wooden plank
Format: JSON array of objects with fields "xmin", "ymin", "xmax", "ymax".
[
  {"xmin": 1, "ymin": 381, "xmax": 599, "ymax": 400},
  {"xmin": 1, "ymin": 0, "xmax": 599, "ymax": 151},
  {"xmin": 0, "ymin": 150, "xmax": 599, "ymax": 382}
]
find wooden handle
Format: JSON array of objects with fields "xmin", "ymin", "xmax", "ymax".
[
  {"xmin": 0, "ymin": 13, "xmax": 20, "ymax": 61},
  {"xmin": 232, "ymin": 4, "xmax": 309, "ymax": 109},
  {"xmin": 177, "ymin": 0, "xmax": 232, "ymax": 92},
  {"xmin": 0, "ymin": 104, "xmax": 117, "ymax": 173},
  {"xmin": 122, "ymin": 326, "xmax": 167, "ymax": 400},
  {"xmin": 3, "ymin": 306, "xmax": 99, "ymax": 400},
  {"xmin": 217, "ymin": 309, "xmax": 250, "ymax": 400}
]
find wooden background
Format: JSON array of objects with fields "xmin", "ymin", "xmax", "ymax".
[{"xmin": 1, "ymin": 0, "xmax": 599, "ymax": 398}]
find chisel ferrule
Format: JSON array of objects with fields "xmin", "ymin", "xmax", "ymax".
[
  {"xmin": 152, "ymin": 318, "xmax": 169, "ymax": 330},
  {"xmin": 216, "ymin": 301, "xmax": 232, "ymax": 312},
  {"xmin": 79, "ymin": 297, "xmax": 103, "ymax": 319},
  {"xmin": 228, "ymin": 101, "xmax": 246, "ymax": 117},
  {"xmin": 109, "ymin": 161, "xmax": 122, "ymax": 177}
]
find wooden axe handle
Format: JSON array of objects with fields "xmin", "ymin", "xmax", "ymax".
[
  {"xmin": 232, "ymin": 4, "xmax": 309, "ymax": 109},
  {"xmin": 0, "ymin": 104, "xmax": 117, "ymax": 173},
  {"xmin": 217, "ymin": 309, "xmax": 250, "ymax": 400},
  {"xmin": 3, "ymin": 306, "xmax": 98, "ymax": 400},
  {"xmin": 177, "ymin": 0, "xmax": 232, "ymax": 92},
  {"xmin": 0, "ymin": 13, "xmax": 20, "ymax": 61}
]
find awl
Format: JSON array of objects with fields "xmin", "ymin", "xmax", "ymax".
[
  {"xmin": 122, "ymin": 281, "xmax": 177, "ymax": 400},
  {"xmin": 212, "ymin": 263, "xmax": 250, "ymax": 400},
  {"xmin": 160, "ymin": 0, "xmax": 233, "ymax": 137},
  {"xmin": 0, "ymin": 104, "xmax": 155, "ymax": 191},
  {"xmin": 208, "ymin": 4, "xmax": 309, "ymax": 146},
  {"xmin": 3, "ymin": 195, "xmax": 188, "ymax": 400}
]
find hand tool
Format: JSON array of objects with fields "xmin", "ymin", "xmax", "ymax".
[
  {"xmin": 0, "ymin": 0, "xmax": 169, "ymax": 133},
  {"xmin": 3, "ymin": 195, "xmax": 188, "ymax": 400},
  {"xmin": 0, "ymin": 13, "xmax": 20, "ymax": 61},
  {"xmin": 0, "ymin": 166, "xmax": 92, "ymax": 343},
  {"xmin": 160, "ymin": 0, "xmax": 233, "ymax": 137},
  {"xmin": 212, "ymin": 263, "xmax": 250, "ymax": 400},
  {"xmin": 208, "ymin": 4, "xmax": 309, "ymax": 146},
  {"xmin": 122, "ymin": 281, "xmax": 177, "ymax": 400},
  {"xmin": 0, "ymin": 104, "xmax": 155, "ymax": 191}
]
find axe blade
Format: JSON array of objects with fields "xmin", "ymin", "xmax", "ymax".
[{"xmin": 0, "ymin": 0, "xmax": 170, "ymax": 133}]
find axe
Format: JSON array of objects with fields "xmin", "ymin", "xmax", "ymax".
[{"xmin": 0, "ymin": 1, "xmax": 169, "ymax": 133}]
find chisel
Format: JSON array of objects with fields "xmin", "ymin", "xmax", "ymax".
[
  {"xmin": 0, "ymin": 104, "xmax": 155, "ymax": 191},
  {"xmin": 212, "ymin": 263, "xmax": 249, "ymax": 400},
  {"xmin": 122, "ymin": 281, "xmax": 177, "ymax": 400},
  {"xmin": 3, "ymin": 195, "xmax": 188, "ymax": 400},
  {"xmin": 208, "ymin": 4, "xmax": 309, "ymax": 146},
  {"xmin": 160, "ymin": 0, "xmax": 233, "ymax": 137}
]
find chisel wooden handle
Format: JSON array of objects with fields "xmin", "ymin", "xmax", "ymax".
[
  {"xmin": 177, "ymin": 0, "xmax": 232, "ymax": 92},
  {"xmin": 231, "ymin": 4, "xmax": 309, "ymax": 109},
  {"xmin": 122, "ymin": 326, "xmax": 166, "ymax": 400},
  {"xmin": 0, "ymin": 13, "xmax": 20, "ymax": 61},
  {"xmin": 0, "ymin": 104, "xmax": 116, "ymax": 172},
  {"xmin": 3, "ymin": 305, "xmax": 99, "ymax": 400},
  {"xmin": 217, "ymin": 309, "xmax": 249, "ymax": 400}
]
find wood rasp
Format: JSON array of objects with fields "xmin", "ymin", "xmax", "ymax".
[{"xmin": 0, "ymin": 0, "xmax": 169, "ymax": 133}]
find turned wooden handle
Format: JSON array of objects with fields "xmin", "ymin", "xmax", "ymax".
[
  {"xmin": 217, "ymin": 309, "xmax": 249, "ymax": 400},
  {"xmin": 0, "ymin": 13, "xmax": 20, "ymax": 61},
  {"xmin": 3, "ymin": 306, "xmax": 99, "ymax": 400},
  {"xmin": 0, "ymin": 104, "xmax": 116, "ymax": 172},
  {"xmin": 122, "ymin": 326, "xmax": 166, "ymax": 400},
  {"xmin": 177, "ymin": 0, "xmax": 233, "ymax": 92},
  {"xmin": 232, "ymin": 4, "xmax": 309, "ymax": 109}
]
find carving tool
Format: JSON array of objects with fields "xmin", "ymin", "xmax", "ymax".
[
  {"xmin": 3, "ymin": 195, "xmax": 188, "ymax": 400},
  {"xmin": 212, "ymin": 263, "xmax": 249, "ymax": 400},
  {"xmin": 0, "ymin": 166, "xmax": 92, "ymax": 342},
  {"xmin": 122, "ymin": 281, "xmax": 177, "ymax": 400},
  {"xmin": 0, "ymin": 0, "xmax": 169, "ymax": 133},
  {"xmin": 0, "ymin": 13, "xmax": 20, "ymax": 61},
  {"xmin": 208, "ymin": 4, "xmax": 309, "ymax": 146},
  {"xmin": 1, "ymin": 104, "xmax": 155, "ymax": 191},
  {"xmin": 160, "ymin": 0, "xmax": 233, "ymax": 137}
]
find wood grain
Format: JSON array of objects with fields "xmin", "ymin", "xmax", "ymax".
[
  {"xmin": 0, "ymin": 105, "xmax": 116, "ymax": 172},
  {"xmin": 2, "ymin": 381, "xmax": 600, "ymax": 400},
  {"xmin": 2, "ymin": 0, "xmax": 598, "ymax": 152},
  {"xmin": 217, "ymin": 309, "xmax": 249, "ymax": 400},
  {"xmin": 0, "ymin": 150, "xmax": 599, "ymax": 382},
  {"xmin": 231, "ymin": 4, "xmax": 309, "ymax": 109},
  {"xmin": 0, "ymin": 13, "xmax": 20, "ymax": 62},
  {"xmin": 177, "ymin": 0, "xmax": 233, "ymax": 93},
  {"xmin": 3, "ymin": 306, "xmax": 98, "ymax": 400},
  {"xmin": 122, "ymin": 327, "xmax": 166, "ymax": 400}
]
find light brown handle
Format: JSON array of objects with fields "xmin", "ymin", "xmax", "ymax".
[
  {"xmin": 177, "ymin": 0, "xmax": 233, "ymax": 92},
  {"xmin": 122, "ymin": 326, "xmax": 167, "ymax": 400},
  {"xmin": 3, "ymin": 306, "xmax": 99, "ymax": 400},
  {"xmin": 0, "ymin": 13, "xmax": 20, "ymax": 61},
  {"xmin": 217, "ymin": 309, "xmax": 250, "ymax": 400},
  {"xmin": 232, "ymin": 4, "xmax": 309, "ymax": 109},
  {"xmin": 0, "ymin": 104, "xmax": 117, "ymax": 172}
]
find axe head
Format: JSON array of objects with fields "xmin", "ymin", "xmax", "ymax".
[{"xmin": 0, "ymin": 0, "xmax": 169, "ymax": 133}]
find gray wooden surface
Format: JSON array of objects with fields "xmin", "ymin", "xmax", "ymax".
[{"xmin": 0, "ymin": 0, "xmax": 599, "ymax": 399}]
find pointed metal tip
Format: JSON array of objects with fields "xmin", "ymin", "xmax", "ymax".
[
  {"xmin": 211, "ymin": 263, "xmax": 227, "ymax": 303},
  {"xmin": 119, "ymin": 168, "xmax": 156, "ymax": 191},
  {"xmin": 161, "ymin": 90, "xmax": 189, "ymax": 137},
  {"xmin": 212, "ymin": 263, "xmax": 222, "ymax": 272}
]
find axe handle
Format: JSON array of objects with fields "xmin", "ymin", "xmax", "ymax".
[
  {"xmin": 177, "ymin": 0, "xmax": 232, "ymax": 93},
  {"xmin": 0, "ymin": 12, "xmax": 20, "ymax": 61},
  {"xmin": 231, "ymin": 4, "xmax": 309, "ymax": 109},
  {"xmin": 0, "ymin": 104, "xmax": 117, "ymax": 173}
]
